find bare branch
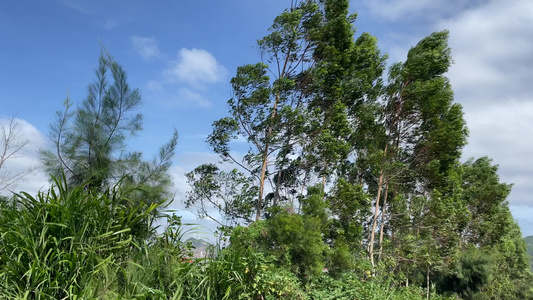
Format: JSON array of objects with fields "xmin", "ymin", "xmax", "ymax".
[{"xmin": 0, "ymin": 117, "xmax": 32, "ymax": 191}]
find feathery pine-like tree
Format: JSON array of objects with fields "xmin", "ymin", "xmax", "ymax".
[{"xmin": 41, "ymin": 53, "xmax": 178, "ymax": 212}]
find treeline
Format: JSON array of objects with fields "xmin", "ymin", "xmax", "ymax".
[{"xmin": 0, "ymin": 0, "xmax": 531, "ymax": 299}]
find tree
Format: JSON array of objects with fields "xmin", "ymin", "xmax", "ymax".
[
  {"xmin": 0, "ymin": 117, "xmax": 32, "ymax": 192},
  {"xmin": 460, "ymin": 157, "xmax": 514, "ymax": 246},
  {"xmin": 183, "ymin": 2, "xmax": 532, "ymax": 297},
  {"xmin": 185, "ymin": 163, "xmax": 257, "ymax": 228},
  {"xmin": 366, "ymin": 31, "xmax": 468, "ymax": 273},
  {"xmin": 208, "ymin": 1, "xmax": 321, "ymax": 221},
  {"xmin": 431, "ymin": 157, "xmax": 533, "ymax": 299},
  {"xmin": 41, "ymin": 52, "xmax": 178, "ymax": 210},
  {"xmin": 206, "ymin": 0, "xmax": 386, "ymax": 223},
  {"xmin": 304, "ymin": 0, "xmax": 385, "ymax": 194}
]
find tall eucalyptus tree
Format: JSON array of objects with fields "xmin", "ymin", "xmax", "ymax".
[
  {"xmin": 208, "ymin": 1, "xmax": 321, "ymax": 221},
  {"xmin": 369, "ymin": 30, "xmax": 469, "ymax": 277}
]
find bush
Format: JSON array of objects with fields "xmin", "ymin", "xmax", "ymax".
[{"xmin": 306, "ymin": 273, "xmax": 455, "ymax": 300}]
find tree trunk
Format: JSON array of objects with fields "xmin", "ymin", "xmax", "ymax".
[
  {"xmin": 274, "ymin": 169, "xmax": 282, "ymax": 207},
  {"xmin": 256, "ymin": 89, "xmax": 281, "ymax": 221},
  {"xmin": 378, "ymin": 181, "xmax": 390, "ymax": 260},
  {"xmin": 257, "ymin": 146, "xmax": 269, "ymax": 221},
  {"xmin": 321, "ymin": 161, "xmax": 328, "ymax": 195},
  {"xmin": 426, "ymin": 267, "xmax": 430, "ymax": 300},
  {"xmin": 256, "ymin": 50, "xmax": 291, "ymax": 221},
  {"xmin": 369, "ymin": 142, "xmax": 388, "ymax": 271}
]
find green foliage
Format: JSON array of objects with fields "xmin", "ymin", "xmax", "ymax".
[
  {"xmin": 41, "ymin": 53, "xmax": 178, "ymax": 211},
  {"xmin": 461, "ymin": 157, "xmax": 513, "ymax": 246},
  {"xmin": 328, "ymin": 240, "xmax": 357, "ymax": 277},
  {"xmin": 388, "ymin": 30, "xmax": 468, "ymax": 190},
  {"xmin": 185, "ymin": 164, "xmax": 257, "ymax": 227},
  {"xmin": 526, "ymin": 235, "xmax": 533, "ymax": 271},
  {"xmin": 328, "ymin": 179, "xmax": 369, "ymax": 249},
  {"xmin": 301, "ymin": 185, "xmax": 328, "ymax": 226},
  {"xmin": 198, "ymin": 245, "xmax": 306, "ymax": 300},
  {"xmin": 478, "ymin": 222, "xmax": 533, "ymax": 299},
  {"xmin": 439, "ymin": 247, "xmax": 494, "ymax": 298},
  {"xmin": 0, "ymin": 175, "xmax": 162, "ymax": 299},
  {"xmin": 306, "ymin": 273, "xmax": 454, "ymax": 300},
  {"xmin": 122, "ymin": 219, "xmax": 307, "ymax": 300},
  {"xmin": 41, "ymin": 54, "xmax": 142, "ymax": 189},
  {"xmin": 230, "ymin": 213, "xmax": 327, "ymax": 279},
  {"xmin": 0, "ymin": 194, "xmax": 16, "ymax": 210}
]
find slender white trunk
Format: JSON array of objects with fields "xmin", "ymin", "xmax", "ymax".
[
  {"xmin": 369, "ymin": 142, "xmax": 388, "ymax": 271},
  {"xmin": 378, "ymin": 181, "xmax": 389, "ymax": 260}
]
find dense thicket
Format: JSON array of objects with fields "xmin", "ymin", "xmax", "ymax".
[{"xmin": 0, "ymin": 0, "xmax": 530, "ymax": 299}]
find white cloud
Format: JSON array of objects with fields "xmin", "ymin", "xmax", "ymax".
[
  {"xmin": 177, "ymin": 88, "xmax": 211, "ymax": 108},
  {"xmin": 462, "ymin": 102, "xmax": 533, "ymax": 170},
  {"xmin": 99, "ymin": 19, "xmax": 118, "ymax": 29},
  {"xmin": 430, "ymin": 0, "xmax": 533, "ymax": 235},
  {"xmin": 144, "ymin": 87, "xmax": 212, "ymax": 108},
  {"xmin": 510, "ymin": 206, "xmax": 533, "ymax": 237},
  {"xmin": 59, "ymin": 0, "xmax": 92, "ymax": 14},
  {"xmin": 361, "ymin": 0, "xmax": 435, "ymax": 21},
  {"xmin": 145, "ymin": 80, "xmax": 164, "ymax": 92},
  {"xmin": 164, "ymin": 48, "xmax": 227, "ymax": 86},
  {"xmin": 0, "ymin": 118, "xmax": 48, "ymax": 196},
  {"xmin": 437, "ymin": 0, "xmax": 533, "ymax": 212},
  {"xmin": 442, "ymin": 0, "xmax": 533, "ymax": 104},
  {"xmin": 143, "ymin": 48, "xmax": 226, "ymax": 108},
  {"xmin": 131, "ymin": 36, "xmax": 162, "ymax": 60},
  {"xmin": 166, "ymin": 152, "xmax": 226, "ymax": 237},
  {"xmin": 169, "ymin": 164, "xmax": 190, "ymax": 203},
  {"xmin": 359, "ymin": 0, "xmax": 486, "ymax": 22},
  {"xmin": 363, "ymin": 0, "xmax": 533, "ymax": 234},
  {"xmin": 461, "ymin": 101, "xmax": 533, "ymax": 207}
]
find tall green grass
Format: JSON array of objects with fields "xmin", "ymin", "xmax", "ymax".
[{"xmin": 0, "ymin": 176, "xmax": 162, "ymax": 299}]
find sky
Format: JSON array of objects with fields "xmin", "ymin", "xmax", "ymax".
[{"xmin": 1, "ymin": 0, "xmax": 532, "ymax": 236}]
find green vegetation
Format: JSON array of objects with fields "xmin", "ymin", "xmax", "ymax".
[
  {"xmin": 526, "ymin": 235, "xmax": 533, "ymax": 271},
  {"xmin": 1, "ymin": 0, "xmax": 531, "ymax": 299}
]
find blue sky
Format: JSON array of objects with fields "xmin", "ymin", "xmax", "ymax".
[{"xmin": 1, "ymin": 0, "xmax": 533, "ymax": 236}]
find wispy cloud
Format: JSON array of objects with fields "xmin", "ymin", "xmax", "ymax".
[
  {"xmin": 164, "ymin": 48, "xmax": 227, "ymax": 86},
  {"xmin": 131, "ymin": 36, "xmax": 162, "ymax": 60},
  {"xmin": 145, "ymin": 80, "xmax": 164, "ymax": 92},
  {"xmin": 99, "ymin": 19, "xmax": 118, "ymax": 29},
  {"xmin": 58, "ymin": 0, "xmax": 128, "ymax": 29},
  {"xmin": 177, "ymin": 88, "xmax": 211, "ymax": 108},
  {"xmin": 359, "ymin": 0, "xmax": 486, "ymax": 22},
  {"xmin": 441, "ymin": 0, "xmax": 533, "ymax": 104},
  {"xmin": 59, "ymin": 0, "xmax": 92, "ymax": 14},
  {"xmin": 143, "ymin": 47, "xmax": 227, "ymax": 108},
  {"xmin": 144, "ymin": 86, "xmax": 212, "ymax": 108}
]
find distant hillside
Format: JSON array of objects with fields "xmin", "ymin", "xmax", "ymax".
[
  {"xmin": 526, "ymin": 235, "xmax": 533, "ymax": 270},
  {"xmin": 186, "ymin": 238, "xmax": 212, "ymax": 258}
]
